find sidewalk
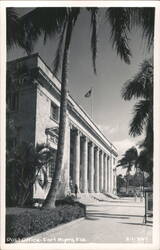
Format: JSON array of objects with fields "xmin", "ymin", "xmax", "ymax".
[{"xmin": 22, "ymin": 198, "xmax": 152, "ymax": 244}]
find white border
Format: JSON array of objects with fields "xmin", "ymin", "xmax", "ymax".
[{"xmin": 1, "ymin": 1, "xmax": 160, "ymax": 250}]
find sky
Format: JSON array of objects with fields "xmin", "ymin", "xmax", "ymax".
[{"xmin": 7, "ymin": 8, "xmax": 153, "ymax": 174}]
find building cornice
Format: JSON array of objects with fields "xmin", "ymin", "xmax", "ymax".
[{"xmin": 7, "ymin": 53, "xmax": 118, "ymax": 157}]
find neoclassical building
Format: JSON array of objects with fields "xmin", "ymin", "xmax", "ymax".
[{"xmin": 7, "ymin": 54, "xmax": 118, "ymax": 199}]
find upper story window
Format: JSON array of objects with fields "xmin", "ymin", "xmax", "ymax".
[
  {"xmin": 50, "ymin": 102, "xmax": 59, "ymax": 122},
  {"xmin": 7, "ymin": 92, "xmax": 19, "ymax": 112}
]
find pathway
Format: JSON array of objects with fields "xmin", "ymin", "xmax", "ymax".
[{"xmin": 22, "ymin": 197, "xmax": 152, "ymax": 244}]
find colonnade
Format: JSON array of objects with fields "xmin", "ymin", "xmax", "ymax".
[{"xmin": 70, "ymin": 127, "xmax": 114, "ymax": 194}]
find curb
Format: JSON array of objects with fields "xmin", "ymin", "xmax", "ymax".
[{"xmin": 20, "ymin": 217, "xmax": 85, "ymax": 242}]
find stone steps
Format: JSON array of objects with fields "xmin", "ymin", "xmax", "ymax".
[
  {"xmin": 91, "ymin": 193, "xmax": 113, "ymax": 202},
  {"xmin": 103, "ymin": 192, "xmax": 119, "ymax": 199},
  {"xmin": 77, "ymin": 192, "xmax": 113, "ymax": 205}
]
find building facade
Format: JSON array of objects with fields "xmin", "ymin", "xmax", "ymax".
[{"xmin": 7, "ymin": 54, "xmax": 118, "ymax": 199}]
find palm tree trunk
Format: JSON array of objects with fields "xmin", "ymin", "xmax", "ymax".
[{"xmin": 43, "ymin": 19, "xmax": 73, "ymax": 208}]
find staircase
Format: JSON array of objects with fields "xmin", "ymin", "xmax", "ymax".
[
  {"xmin": 77, "ymin": 192, "xmax": 114, "ymax": 205},
  {"xmin": 77, "ymin": 193, "xmax": 97, "ymax": 205},
  {"xmin": 103, "ymin": 192, "xmax": 119, "ymax": 200}
]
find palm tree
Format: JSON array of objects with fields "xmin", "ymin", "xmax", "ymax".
[
  {"xmin": 116, "ymin": 174, "xmax": 126, "ymax": 194},
  {"xmin": 117, "ymin": 147, "xmax": 138, "ymax": 173},
  {"xmin": 6, "ymin": 142, "xmax": 54, "ymax": 207},
  {"xmin": 117, "ymin": 147, "xmax": 138, "ymax": 193},
  {"xmin": 122, "ymin": 59, "xmax": 153, "ymax": 137},
  {"xmin": 137, "ymin": 148, "xmax": 153, "ymax": 183},
  {"xmin": 17, "ymin": 7, "xmax": 154, "ymax": 208},
  {"xmin": 121, "ymin": 59, "xmax": 153, "ymax": 179},
  {"xmin": 19, "ymin": 8, "xmax": 99, "ymax": 208}
]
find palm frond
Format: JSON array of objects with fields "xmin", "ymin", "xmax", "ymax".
[
  {"xmin": 106, "ymin": 8, "xmax": 132, "ymax": 64},
  {"xmin": 131, "ymin": 8, "xmax": 154, "ymax": 50},
  {"xmin": 21, "ymin": 8, "xmax": 68, "ymax": 52},
  {"xmin": 140, "ymin": 111, "xmax": 153, "ymax": 151},
  {"xmin": 7, "ymin": 8, "xmax": 19, "ymax": 48},
  {"xmin": 122, "ymin": 59, "xmax": 153, "ymax": 100},
  {"xmin": 117, "ymin": 157, "xmax": 128, "ymax": 167},
  {"xmin": 35, "ymin": 143, "xmax": 49, "ymax": 153},
  {"xmin": 129, "ymin": 100, "xmax": 150, "ymax": 137},
  {"xmin": 70, "ymin": 8, "xmax": 81, "ymax": 24},
  {"xmin": 117, "ymin": 146, "xmax": 138, "ymax": 173},
  {"xmin": 125, "ymin": 146, "xmax": 138, "ymax": 159},
  {"xmin": 90, "ymin": 8, "xmax": 98, "ymax": 74},
  {"xmin": 38, "ymin": 166, "xmax": 48, "ymax": 189},
  {"xmin": 7, "ymin": 8, "xmax": 31, "ymax": 52},
  {"xmin": 137, "ymin": 148, "xmax": 153, "ymax": 174}
]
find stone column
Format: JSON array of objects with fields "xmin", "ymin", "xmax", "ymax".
[
  {"xmin": 113, "ymin": 168, "xmax": 117, "ymax": 194},
  {"xmin": 81, "ymin": 136, "xmax": 88, "ymax": 193},
  {"xmin": 73, "ymin": 129, "xmax": 80, "ymax": 190},
  {"xmin": 99, "ymin": 150, "xmax": 104, "ymax": 192},
  {"xmin": 107, "ymin": 155, "xmax": 110, "ymax": 192},
  {"xmin": 88, "ymin": 141, "xmax": 94, "ymax": 193},
  {"xmin": 110, "ymin": 156, "xmax": 113, "ymax": 193},
  {"xmin": 94, "ymin": 146, "xmax": 99, "ymax": 193},
  {"xmin": 103, "ymin": 153, "xmax": 107, "ymax": 193},
  {"xmin": 114, "ymin": 168, "xmax": 117, "ymax": 194}
]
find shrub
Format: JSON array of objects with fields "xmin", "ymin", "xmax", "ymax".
[{"xmin": 6, "ymin": 203, "xmax": 86, "ymax": 242}]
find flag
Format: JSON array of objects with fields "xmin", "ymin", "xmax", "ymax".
[{"xmin": 84, "ymin": 88, "xmax": 92, "ymax": 98}]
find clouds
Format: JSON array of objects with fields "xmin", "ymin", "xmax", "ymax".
[
  {"xmin": 113, "ymin": 137, "xmax": 142, "ymax": 158},
  {"xmin": 97, "ymin": 122, "xmax": 144, "ymax": 159},
  {"xmin": 98, "ymin": 124, "xmax": 119, "ymax": 136}
]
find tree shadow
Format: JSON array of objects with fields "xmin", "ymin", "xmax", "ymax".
[
  {"xmin": 85, "ymin": 217, "xmax": 99, "ymax": 220},
  {"xmin": 86, "ymin": 212, "xmax": 130, "ymax": 220},
  {"xmin": 119, "ymin": 222, "xmax": 153, "ymax": 227},
  {"xmin": 86, "ymin": 203, "xmax": 144, "ymax": 209},
  {"xmin": 87, "ymin": 211, "xmax": 144, "ymax": 218}
]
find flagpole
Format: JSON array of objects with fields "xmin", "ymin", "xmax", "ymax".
[{"xmin": 91, "ymin": 87, "xmax": 93, "ymax": 119}]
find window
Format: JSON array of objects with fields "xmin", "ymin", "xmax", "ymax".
[
  {"xmin": 7, "ymin": 92, "xmax": 19, "ymax": 111},
  {"xmin": 50, "ymin": 102, "xmax": 59, "ymax": 121}
]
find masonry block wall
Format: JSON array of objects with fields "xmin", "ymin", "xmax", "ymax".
[{"xmin": 7, "ymin": 54, "xmax": 118, "ymax": 201}]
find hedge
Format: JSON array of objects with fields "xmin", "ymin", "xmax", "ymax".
[{"xmin": 6, "ymin": 202, "xmax": 86, "ymax": 242}]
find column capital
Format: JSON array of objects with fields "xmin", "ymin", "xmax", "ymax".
[
  {"xmin": 88, "ymin": 141, "xmax": 94, "ymax": 147},
  {"xmin": 69, "ymin": 122, "xmax": 73, "ymax": 129},
  {"xmin": 100, "ymin": 150, "xmax": 104, "ymax": 156},
  {"xmin": 73, "ymin": 127, "xmax": 80, "ymax": 136},
  {"xmin": 94, "ymin": 146, "xmax": 99, "ymax": 152},
  {"xmin": 81, "ymin": 135, "xmax": 88, "ymax": 143},
  {"xmin": 104, "ymin": 153, "xmax": 107, "ymax": 158},
  {"xmin": 113, "ymin": 167, "xmax": 117, "ymax": 173}
]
